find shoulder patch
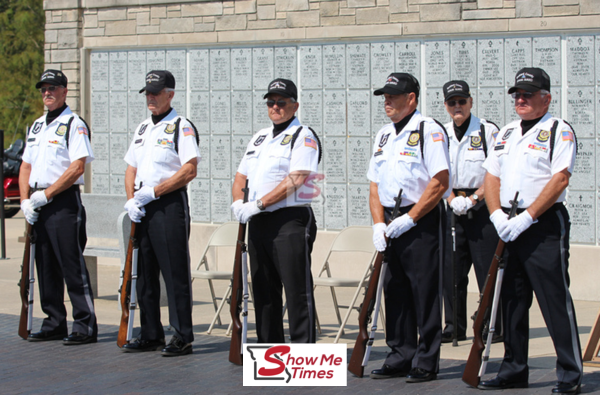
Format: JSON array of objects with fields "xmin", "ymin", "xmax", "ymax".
[
  {"xmin": 407, "ymin": 131, "xmax": 420, "ymax": 146},
  {"xmin": 281, "ymin": 134, "xmax": 293, "ymax": 145},
  {"xmin": 183, "ymin": 127, "xmax": 195, "ymax": 137},
  {"xmin": 536, "ymin": 130, "xmax": 550, "ymax": 143},
  {"xmin": 304, "ymin": 136, "xmax": 318, "ymax": 150},
  {"xmin": 77, "ymin": 126, "xmax": 88, "ymax": 135},
  {"xmin": 431, "ymin": 132, "xmax": 444, "ymax": 142},
  {"xmin": 470, "ymin": 135, "xmax": 482, "ymax": 148},
  {"xmin": 56, "ymin": 124, "xmax": 68, "ymax": 136},
  {"xmin": 164, "ymin": 124, "xmax": 176, "ymax": 134}
]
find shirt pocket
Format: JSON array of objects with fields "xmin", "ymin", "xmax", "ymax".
[
  {"xmin": 245, "ymin": 150, "xmax": 260, "ymax": 175},
  {"xmin": 523, "ymin": 145, "xmax": 550, "ymax": 175},
  {"xmin": 46, "ymin": 138, "xmax": 68, "ymax": 165},
  {"xmin": 269, "ymin": 152, "xmax": 291, "ymax": 174},
  {"xmin": 396, "ymin": 152, "xmax": 421, "ymax": 178},
  {"xmin": 153, "ymin": 139, "xmax": 177, "ymax": 164}
]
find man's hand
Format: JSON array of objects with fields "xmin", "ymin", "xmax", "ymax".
[
  {"xmin": 372, "ymin": 223, "xmax": 387, "ymax": 252},
  {"xmin": 124, "ymin": 198, "xmax": 146, "ymax": 223},
  {"xmin": 30, "ymin": 191, "xmax": 50, "ymax": 209},
  {"xmin": 385, "ymin": 214, "xmax": 416, "ymax": 239},
  {"xmin": 238, "ymin": 201, "xmax": 261, "ymax": 224},
  {"xmin": 21, "ymin": 200, "xmax": 39, "ymax": 225},
  {"xmin": 490, "ymin": 209, "xmax": 509, "ymax": 242},
  {"xmin": 505, "ymin": 211, "xmax": 535, "ymax": 242},
  {"xmin": 133, "ymin": 185, "xmax": 159, "ymax": 207},
  {"xmin": 450, "ymin": 196, "xmax": 469, "ymax": 215},
  {"xmin": 230, "ymin": 199, "xmax": 244, "ymax": 222}
]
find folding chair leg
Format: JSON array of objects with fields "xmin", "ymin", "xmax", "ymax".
[
  {"xmin": 334, "ymin": 278, "xmax": 366, "ymax": 343},
  {"xmin": 329, "ymin": 287, "xmax": 343, "ymax": 328},
  {"xmin": 315, "ymin": 307, "xmax": 322, "ymax": 335},
  {"xmin": 207, "ymin": 279, "xmax": 222, "ymax": 326},
  {"xmin": 380, "ymin": 300, "xmax": 386, "ymax": 337},
  {"xmin": 207, "ymin": 285, "xmax": 232, "ymax": 334}
]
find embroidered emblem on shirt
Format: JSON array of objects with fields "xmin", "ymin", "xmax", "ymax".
[
  {"xmin": 281, "ymin": 135, "xmax": 293, "ymax": 145},
  {"xmin": 407, "ymin": 132, "xmax": 420, "ymax": 146},
  {"xmin": 56, "ymin": 124, "xmax": 67, "ymax": 136},
  {"xmin": 304, "ymin": 137, "xmax": 317, "ymax": 150},
  {"xmin": 77, "ymin": 126, "xmax": 88, "ymax": 135},
  {"xmin": 562, "ymin": 130, "xmax": 574, "ymax": 142},
  {"xmin": 31, "ymin": 122, "xmax": 42, "ymax": 134},
  {"xmin": 502, "ymin": 128, "xmax": 513, "ymax": 140},
  {"xmin": 471, "ymin": 136, "xmax": 482, "ymax": 148},
  {"xmin": 138, "ymin": 124, "xmax": 148, "ymax": 136},
  {"xmin": 183, "ymin": 127, "xmax": 195, "ymax": 137},
  {"xmin": 431, "ymin": 132, "xmax": 444, "ymax": 142},
  {"xmin": 164, "ymin": 124, "xmax": 176, "ymax": 134},
  {"xmin": 379, "ymin": 133, "xmax": 390, "ymax": 147},
  {"xmin": 536, "ymin": 130, "xmax": 550, "ymax": 143},
  {"xmin": 254, "ymin": 135, "xmax": 267, "ymax": 146},
  {"xmin": 492, "ymin": 131, "xmax": 499, "ymax": 140},
  {"xmin": 157, "ymin": 138, "xmax": 174, "ymax": 148}
]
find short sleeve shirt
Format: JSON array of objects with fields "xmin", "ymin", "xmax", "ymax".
[
  {"xmin": 367, "ymin": 110, "xmax": 452, "ymax": 207},
  {"xmin": 22, "ymin": 106, "xmax": 94, "ymax": 188},
  {"xmin": 124, "ymin": 108, "xmax": 201, "ymax": 188},
  {"xmin": 482, "ymin": 112, "xmax": 576, "ymax": 208},
  {"xmin": 237, "ymin": 117, "xmax": 320, "ymax": 212}
]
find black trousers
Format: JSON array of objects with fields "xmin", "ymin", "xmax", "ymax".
[
  {"xmin": 248, "ymin": 206, "xmax": 317, "ymax": 343},
  {"xmin": 498, "ymin": 204, "xmax": 582, "ymax": 385},
  {"xmin": 383, "ymin": 202, "xmax": 444, "ymax": 373},
  {"xmin": 442, "ymin": 202, "xmax": 499, "ymax": 337},
  {"xmin": 35, "ymin": 186, "xmax": 97, "ymax": 336},
  {"xmin": 136, "ymin": 189, "xmax": 194, "ymax": 343}
]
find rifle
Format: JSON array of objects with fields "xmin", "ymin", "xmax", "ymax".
[
  {"xmin": 18, "ymin": 222, "xmax": 35, "ymax": 340},
  {"xmin": 348, "ymin": 188, "xmax": 403, "ymax": 377},
  {"xmin": 451, "ymin": 211, "xmax": 458, "ymax": 347},
  {"xmin": 229, "ymin": 179, "xmax": 249, "ymax": 365},
  {"xmin": 462, "ymin": 192, "xmax": 520, "ymax": 387},
  {"xmin": 117, "ymin": 222, "xmax": 139, "ymax": 347}
]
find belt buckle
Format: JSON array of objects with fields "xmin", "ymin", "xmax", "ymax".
[{"xmin": 456, "ymin": 191, "xmax": 467, "ymax": 198}]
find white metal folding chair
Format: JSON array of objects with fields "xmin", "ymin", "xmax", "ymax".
[
  {"xmin": 312, "ymin": 226, "xmax": 380, "ymax": 343},
  {"xmin": 190, "ymin": 222, "xmax": 240, "ymax": 334}
]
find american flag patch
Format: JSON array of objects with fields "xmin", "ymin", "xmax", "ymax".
[
  {"xmin": 77, "ymin": 126, "xmax": 88, "ymax": 135},
  {"xmin": 561, "ymin": 131, "xmax": 573, "ymax": 142},
  {"xmin": 431, "ymin": 132, "xmax": 444, "ymax": 142},
  {"xmin": 183, "ymin": 127, "xmax": 195, "ymax": 137},
  {"xmin": 304, "ymin": 137, "xmax": 317, "ymax": 150}
]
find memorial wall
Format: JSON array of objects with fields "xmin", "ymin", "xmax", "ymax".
[{"xmin": 88, "ymin": 34, "xmax": 599, "ymax": 243}]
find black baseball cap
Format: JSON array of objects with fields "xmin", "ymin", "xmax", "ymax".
[
  {"xmin": 374, "ymin": 73, "xmax": 420, "ymax": 97},
  {"xmin": 139, "ymin": 70, "xmax": 176, "ymax": 94},
  {"xmin": 36, "ymin": 69, "xmax": 68, "ymax": 89},
  {"xmin": 263, "ymin": 78, "xmax": 297, "ymax": 101},
  {"xmin": 443, "ymin": 80, "xmax": 471, "ymax": 101},
  {"xmin": 508, "ymin": 67, "xmax": 551, "ymax": 94}
]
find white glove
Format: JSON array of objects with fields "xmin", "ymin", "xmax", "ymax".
[
  {"xmin": 450, "ymin": 196, "xmax": 468, "ymax": 215},
  {"xmin": 238, "ymin": 201, "xmax": 261, "ymax": 224},
  {"xmin": 230, "ymin": 199, "xmax": 244, "ymax": 221},
  {"xmin": 506, "ymin": 211, "xmax": 535, "ymax": 242},
  {"xmin": 490, "ymin": 209, "xmax": 510, "ymax": 242},
  {"xmin": 21, "ymin": 200, "xmax": 39, "ymax": 225},
  {"xmin": 30, "ymin": 190, "xmax": 50, "ymax": 209},
  {"xmin": 372, "ymin": 223, "xmax": 387, "ymax": 252},
  {"xmin": 124, "ymin": 198, "xmax": 146, "ymax": 223},
  {"xmin": 133, "ymin": 186, "xmax": 159, "ymax": 207},
  {"xmin": 385, "ymin": 213, "xmax": 416, "ymax": 239}
]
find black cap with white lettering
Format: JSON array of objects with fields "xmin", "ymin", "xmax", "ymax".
[
  {"xmin": 139, "ymin": 70, "xmax": 176, "ymax": 94},
  {"xmin": 263, "ymin": 78, "xmax": 297, "ymax": 101},
  {"xmin": 508, "ymin": 67, "xmax": 551, "ymax": 94},
  {"xmin": 373, "ymin": 73, "xmax": 420, "ymax": 98},
  {"xmin": 36, "ymin": 69, "xmax": 68, "ymax": 89},
  {"xmin": 443, "ymin": 80, "xmax": 471, "ymax": 101}
]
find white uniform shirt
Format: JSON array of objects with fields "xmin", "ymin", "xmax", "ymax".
[
  {"xmin": 367, "ymin": 110, "xmax": 452, "ymax": 207},
  {"xmin": 124, "ymin": 108, "xmax": 201, "ymax": 188},
  {"xmin": 445, "ymin": 115, "xmax": 498, "ymax": 189},
  {"xmin": 237, "ymin": 117, "xmax": 320, "ymax": 212},
  {"xmin": 482, "ymin": 112, "xmax": 576, "ymax": 208},
  {"xmin": 22, "ymin": 106, "xmax": 94, "ymax": 188}
]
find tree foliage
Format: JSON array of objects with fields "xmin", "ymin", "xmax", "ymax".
[{"xmin": 0, "ymin": 0, "xmax": 44, "ymax": 147}]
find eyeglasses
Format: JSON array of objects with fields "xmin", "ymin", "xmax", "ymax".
[
  {"xmin": 39, "ymin": 86, "xmax": 60, "ymax": 94},
  {"xmin": 266, "ymin": 99, "xmax": 288, "ymax": 108},
  {"xmin": 446, "ymin": 99, "xmax": 468, "ymax": 107},
  {"xmin": 511, "ymin": 92, "xmax": 534, "ymax": 100}
]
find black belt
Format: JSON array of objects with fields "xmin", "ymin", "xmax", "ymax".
[
  {"xmin": 30, "ymin": 184, "xmax": 80, "ymax": 194},
  {"xmin": 453, "ymin": 188, "xmax": 477, "ymax": 197},
  {"xmin": 502, "ymin": 202, "xmax": 563, "ymax": 215}
]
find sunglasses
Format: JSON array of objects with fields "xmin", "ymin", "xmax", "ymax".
[
  {"xmin": 266, "ymin": 99, "xmax": 288, "ymax": 108},
  {"xmin": 446, "ymin": 99, "xmax": 468, "ymax": 107},
  {"xmin": 511, "ymin": 92, "xmax": 535, "ymax": 100},
  {"xmin": 39, "ymin": 86, "xmax": 61, "ymax": 94}
]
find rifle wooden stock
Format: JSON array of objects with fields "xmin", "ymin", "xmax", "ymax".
[
  {"xmin": 347, "ymin": 251, "xmax": 385, "ymax": 377},
  {"xmin": 461, "ymin": 239, "xmax": 505, "ymax": 387},
  {"xmin": 228, "ymin": 221, "xmax": 247, "ymax": 365},
  {"xmin": 117, "ymin": 222, "xmax": 136, "ymax": 348},
  {"xmin": 18, "ymin": 223, "xmax": 33, "ymax": 340}
]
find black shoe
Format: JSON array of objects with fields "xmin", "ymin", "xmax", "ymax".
[
  {"xmin": 161, "ymin": 336, "xmax": 192, "ymax": 357},
  {"xmin": 552, "ymin": 382, "xmax": 581, "ymax": 394},
  {"xmin": 27, "ymin": 329, "xmax": 68, "ymax": 342},
  {"xmin": 442, "ymin": 332, "xmax": 467, "ymax": 343},
  {"xmin": 370, "ymin": 364, "xmax": 409, "ymax": 379},
  {"xmin": 478, "ymin": 376, "xmax": 528, "ymax": 390},
  {"xmin": 406, "ymin": 368, "xmax": 437, "ymax": 383},
  {"xmin": 63, "ymin": 332, "xmax": 97, "ymax": 345},
  {"xmin": 121, "ymin": 338, "xmax": 165, "ymax": 352}
]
